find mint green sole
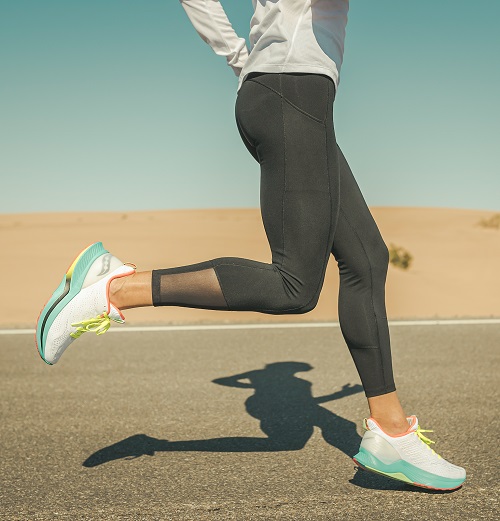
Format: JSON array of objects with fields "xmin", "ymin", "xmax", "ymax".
[
  {"xmin": 353, "ymin": 447, "xmax": 465, "ymax": 490},
  {"xmin": 35, "ymin": 242, "xmax": 108, "ymax": 364}
]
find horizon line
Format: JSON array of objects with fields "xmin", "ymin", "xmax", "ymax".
[{"xmin": 1, "ymin": 205, "xmax": 499, "ymax": 217}]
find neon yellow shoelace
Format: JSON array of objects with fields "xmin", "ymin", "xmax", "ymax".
[
  {"xmin": 70, "ymin": 312, "xmax": 111, "ymax": 339},
  {"xmin": 416, "ymin": 426, "xmax": 442, "ymax": 459}
]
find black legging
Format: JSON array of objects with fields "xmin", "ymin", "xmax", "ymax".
[{"xmin": 152, "ymin": 72, "xmax": 396, "ymax": 398}]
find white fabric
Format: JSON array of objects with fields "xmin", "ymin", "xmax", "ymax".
[
  {"xmin": 44, "ymin": 264, "xmax": 134, "ymax": 364},
  {"xmin": 108, "ymin": 303, "xmax": 125, "ymax": 323},
  {"xmin": 179, "ymin": 0, "xmax": 349, "ymax": 93},
  {"xmin": 82, "ymin": 253, "xmax": 124, "ymax": 288},
  {"xmin": 362, "ymin": 417, "xmax": 466, "ymax": 480}
]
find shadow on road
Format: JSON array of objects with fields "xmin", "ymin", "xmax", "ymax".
[
  {"xmin": 83, "ymin": 361, "xmax": 449, "ymax": 492},
  {"xmin": 83, "ymin": 361, "xmax": 364, "ymax": 468}
]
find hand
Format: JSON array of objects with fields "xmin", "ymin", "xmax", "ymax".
[{"xmin": 231, "ymin": 65, "xmax": 243, "ymax": 77}]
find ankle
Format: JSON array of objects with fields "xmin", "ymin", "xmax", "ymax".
[
  {"xmin": 371, "ymin": 415, "xmax": 410, "ymax": 435},
  {"xmin": 367, "ymin": 390, "xmax": 409, "ymax": 435},
  {"xmin": 109, "ymin": 272, "xmax": 134, "ymax": 309}
]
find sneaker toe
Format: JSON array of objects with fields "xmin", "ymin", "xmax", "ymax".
[{"xmin": 44, "ymin": 318, "xmax": 76, "ymax": 364}]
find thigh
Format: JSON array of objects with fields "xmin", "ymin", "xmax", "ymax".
[{"xmin": 236, "ymin": 73, "xmax": 340, "ymax": 285}]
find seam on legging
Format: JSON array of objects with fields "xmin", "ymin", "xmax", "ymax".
[
  {"xmin": 210, "ymin": 260, "xmax": 230, "ymax": 310},
  {"xmin": 280, "ymin": 73, "xmax": 286, "ymax": 274},
  {"xmin": 323, "ymin": 79, "xmax": 330, "ymax": 125},
  {"xmin": 213, "ymin": 262, "xmax": 275, "ymax": 271},
  {"xmin": 247, "ymin": 78, "xmax": 325, "ymax": 125},
  {"xmin": 286, "ymin": 79, "xmax": 335, "ymax": 313},
  {"xmin": 339, "ymin": 205, "xmax": 387, "ymax": 389}
]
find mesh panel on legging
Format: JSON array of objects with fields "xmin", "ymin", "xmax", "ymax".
[
  {"xmin": 151, "ymin": 71, "xmax": 396, "ymax": 397},
  {"xmin": 152, "ymin": 261, "xmax": 228, "ymax": 310}
]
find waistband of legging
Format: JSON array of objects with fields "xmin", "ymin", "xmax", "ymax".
[{"xmin": 244, "ymin": 71, "xmax": 335, "ymax": 85}]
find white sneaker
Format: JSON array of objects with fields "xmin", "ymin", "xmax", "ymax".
[
  {"xmin": 353, "ymin": 415, "xmax": 466, "ymax": 490},
  {"xmin": 35, "ymin": 242, "xmax": 136, "ymax": 365}
]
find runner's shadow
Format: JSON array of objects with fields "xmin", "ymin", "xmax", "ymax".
[{"xmin": 83, "ymin": 361, "xmax": 363, "ymax": 468}]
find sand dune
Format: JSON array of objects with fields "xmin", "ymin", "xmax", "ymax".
[{"xmin": 0, "ymin": 206, "xmax": 498, "ymax": 328}]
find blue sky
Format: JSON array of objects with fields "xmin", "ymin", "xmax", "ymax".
[{"xmin": 1, "ymin": 0, "xmax": 499, "ymax": 214}]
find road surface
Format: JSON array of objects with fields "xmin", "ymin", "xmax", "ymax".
[{"xmin": 1, "ymin": 321, "xmax": 498, "ymax": 520}]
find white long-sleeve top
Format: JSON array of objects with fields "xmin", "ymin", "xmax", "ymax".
[{"xmin": 179, "ymin": 0, "xmax": 350, "ymax": 94}]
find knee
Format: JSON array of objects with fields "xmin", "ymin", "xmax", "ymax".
[
  {"xmin": 274, "ymin": 267, "xmax": 324, "ymax": 314},
  {"xmin": 341, "ymin": 237, "xmax": 389, "ymax": 287},
  {"xmin": 271, "ymin": 279, "xmax": 321, "ymax": 314},
  {"xmin": 358, "ymin": 237, "xmax": 390, "ymax": 277},
  {"xmin": 264, "ymin": 294, "xmax": 318, "ymax": 314},
  {"xmin": 292, "ymin": 293, "xmax": 320, "ymax": 314},
  {"xmin": 372, "ymin": 239, "xmax": 390, "ymax": 275}
]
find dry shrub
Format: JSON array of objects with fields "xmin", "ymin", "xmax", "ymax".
[
  {"xmin": 388, "ymin": 243, "xmax": 413, "ymax": 270},
  {"xmin": 477, "ymin": 213, "xmax": 500, "ymax": 230}
]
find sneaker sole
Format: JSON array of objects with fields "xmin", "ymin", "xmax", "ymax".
[
  {"xmin": 35, "ymin": 242, "xmax": 109, "ymax": 365},
  {"xmin": 353, "ymin": 448, "xmax": 465, "ymax": 491}
]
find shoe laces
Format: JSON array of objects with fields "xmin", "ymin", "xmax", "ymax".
[
  {"xmin": 416, "ymin": 425, "xmax": 442, "ymax": 459},
  {"xmin": 70, "ymin": 312, "xmax": 111, "ymax": 339}
]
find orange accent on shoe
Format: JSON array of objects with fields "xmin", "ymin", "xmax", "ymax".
[{"xmin": 367, "ymin": 415, "xmax": 417, "ymax": 437}]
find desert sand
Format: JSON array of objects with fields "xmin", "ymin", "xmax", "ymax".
[{"xmin": 0, "ymin": 206, "xmax": 498, "ymax": 328}]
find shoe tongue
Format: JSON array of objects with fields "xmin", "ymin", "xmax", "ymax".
[
  {"xmin": 108, "ymin": 303, "xmax": 125, "ymax": 323},
  {"xmin": 407, "ymin": 415, "xmax": 419, "ymax": 432}
]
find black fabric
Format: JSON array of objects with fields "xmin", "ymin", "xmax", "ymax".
[
  {"xmin": 152, "ymin": 72, "xmax": 395, "ymax": 397},
  {"xmin": 151, "ymin": 261, "xmax": 228, "ymax": 310}
]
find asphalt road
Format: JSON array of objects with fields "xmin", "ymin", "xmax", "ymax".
[{"xmin": 1, "ymin": 322, "xmax": 498, "ymax": 520}]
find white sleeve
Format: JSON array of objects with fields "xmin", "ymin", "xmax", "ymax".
[{"xmin": 179, "ymin": 0, "xmax": 249, "ymax": 76}]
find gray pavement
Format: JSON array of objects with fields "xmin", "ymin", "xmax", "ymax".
[{"xmin": 1, "ymin": 322, "xmax": 499, "ymax": 520}]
